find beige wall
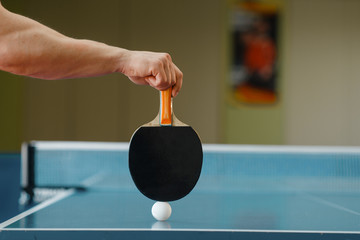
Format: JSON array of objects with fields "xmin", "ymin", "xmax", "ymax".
[
  {"xmin": 283, "ymin": 0, "xmax": 360, "ymax": 146},
  {"xmin": 22, "ymin": 0, "xmax": 131, "ymax": 142},
  {"xmin": 5, "ymin": 0, "xmax": 224, "ymax": 148},
  {"xmin": 0, "ymin": 73, "xmax": 23, "ymax": 151},
  {"xmin": 1, "ymin": 0, "xmax": 360, "ymax": 151},
  {"xmin": 0, "ymin": 0, "xmax": 25, "ymax": 151},
  {"xmin": 126, "ymin": 0, "xmax": 223, "ymax": 143},
  {"xmin": 224, "ymin": 0, "xmax": 360, "ymax": 146}
]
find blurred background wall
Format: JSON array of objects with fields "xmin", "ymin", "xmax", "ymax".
[{"xmin": 0, "ymin": 0, "xmax": 360, "ymax": 151}]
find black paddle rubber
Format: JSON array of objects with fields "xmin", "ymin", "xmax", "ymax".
[{"xmin": 129, "ymin": 126, "xmax": 203, "ymax": 202}]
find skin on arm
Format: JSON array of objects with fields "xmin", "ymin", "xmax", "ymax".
[{"xmin": 0, "ymin": 2, "xmax": 182, "ymax": 96}]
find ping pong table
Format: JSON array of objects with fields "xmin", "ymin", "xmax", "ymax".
[{"xmin": 1, "ymin": 141, "xmax": 360, "ymax": 240}]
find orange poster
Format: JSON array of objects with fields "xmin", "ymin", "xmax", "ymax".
[{"xmin": 230, "ymin": 1, "xmax": 280, "ymax": 105}]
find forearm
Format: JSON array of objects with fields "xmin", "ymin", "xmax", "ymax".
[
  {"xmin": 0, "ymin": 3, "xmax": 183, "ymax": 96},
  {"xmin": 0, "ymin": 6, "xmax": 125, "ymax": 80}
]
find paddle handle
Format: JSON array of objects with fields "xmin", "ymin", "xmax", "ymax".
[{"xmin": 160, "ymin": 88, "xmax": 172, "ymax": 126}]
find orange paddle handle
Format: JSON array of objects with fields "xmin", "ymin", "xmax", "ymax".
[{"xmin": 160, "ymin": 88, "xmax": 172, "ymax": 126}]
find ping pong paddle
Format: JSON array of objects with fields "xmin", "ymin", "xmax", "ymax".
[{"xmin": 129, "ymin": 88, "xmax": 203, "ymax": 202}]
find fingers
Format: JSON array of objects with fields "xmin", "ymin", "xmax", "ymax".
[
  {"xmin": 147, "ymin": 53, "xmax": 183, "ymax": 96},
  {"xmin": 125, "ymin": 51, "xmax": 183, "ymax": 96},
  {"xmin": 157, "ymin": 54, "xmax": 182, "ymax": 97},
  {"xmin": 172, "ymin": 64, "xmax": 183, "ymax": 97}
]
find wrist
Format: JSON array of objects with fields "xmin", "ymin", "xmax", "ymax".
[{"xmin": 113, "ymin": 48, "xmax": 132, "ymax": 75}]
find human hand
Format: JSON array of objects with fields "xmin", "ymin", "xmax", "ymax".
[{"xmin": 119, "ymin": 50, "xmax": 183, "ymax": 97}]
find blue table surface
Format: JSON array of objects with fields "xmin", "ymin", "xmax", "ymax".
[
  {"xmin": 0, "ymin": 153, "xmax": 20, "ymax": 223},
  {"xmin": 1, "ymin": 143, "xmax": 360, "ymax": 240},
  {"xmin": 4, "ymin": 187, "xmax": 360, "ymax": 231}
]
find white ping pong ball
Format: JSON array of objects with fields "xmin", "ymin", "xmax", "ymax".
[{"xmin": 152, "ymin": 201, "xmax": 172, "ymax": 221}]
